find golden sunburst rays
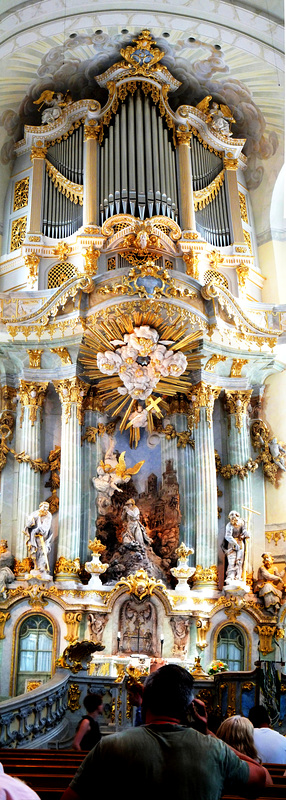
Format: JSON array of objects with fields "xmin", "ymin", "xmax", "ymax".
[{"xmin": 79, "ymin": 310, "xmax": 203, "ymax": 446}]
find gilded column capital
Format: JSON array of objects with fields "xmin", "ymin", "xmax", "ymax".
[
  {"xmin": 223, "ymin": 156, "xmax": 238, "ymax": 171},
  {"xmin": 0, "ymin": 611, "xmax": 11, "ymax": 639},
  {"xmin": 53, "ymin": 377, "xmax": 89, "ymax": 424},
  {"xmin": 19, "ymin": 380, "xmax": 48, "ymax": 426},
  {"xmin": 26, "ymin": 349, "xmax": 43, "ymax": 369},
  {"xmin": 1, "ymin": 385, "xmax": 17, "ymax": 411},
  {"xmin": 182, "ymin": 250, "xmax": 199, "ymax": 279},
  {"xmin": 84, "ymin": 121, "xmax": 101, "ymax": 141},
  {"xmin": 224, "ymin": 390, "xmax": 252, "ymax": 432},
  {"xmin": 189, "ymin": 382, "xmax": 221, "ymax": 427},
  {"xmin": 24, "ymin": 253, "xmax": 40, "ymax": 288},
  {"xmin": 176, "ymin": 129, "xmax": 192, "ymax": 147},
  {"xmin": 30, "ymin": 145, "xmax": 48, "ymax": 161}
]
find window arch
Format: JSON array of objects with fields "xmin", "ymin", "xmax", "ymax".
[
  {"xmin": 15, "ymin": 614, "xmax": 54, "ymax": 695},
  {"xmin": 216, "ymin": 624, "xmax": 245, "ymax": 671}
]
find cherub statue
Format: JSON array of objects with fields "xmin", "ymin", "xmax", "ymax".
[
  {"xmin": 34, "ymin": 90, "xmax": 72, "ymax": 125},
  {"xmin": 255, "ymin": 553, "xmax": 285, "ymax": 614},
  {"xmin": 209, "ymin": 102, "xmax": 235, "ymax": 135},
  {"xmin": 268, "ymin": 438, "xmax": 286, "ymax": 471}
]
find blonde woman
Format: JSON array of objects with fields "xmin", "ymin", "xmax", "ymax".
[{"xmin": 217, "ymin": 715, "xmax": 260, "ymax": 762}]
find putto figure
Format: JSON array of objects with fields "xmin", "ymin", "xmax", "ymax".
[
  {"xmin": 223, "ymin": 510, "xmax": 250, "ymax": 587},
  {"xmin": 25, "ymin": 501, "xmax": 53, "ymax": 579}
]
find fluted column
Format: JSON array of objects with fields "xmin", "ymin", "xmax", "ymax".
[
  {"xmin": 81, "ymin": 392, "xmax": 104, "ymax": 563},
  {"xmin": 190, "ymin": 383, "xmax": 221, "ymax": 587},
  {"xmin": 176, "ymin": 130, "xmax": 196, "ymax": 231},
  {"xmin": 0, "ymin": 387, "xmax": 17, "ymax": 548},
  {"xmin": 54, "ymin": 378, "xmax": 89, "ymax": 581},
  {"xmin": 171, "ymin": 412, "xmax": 196, "ymax": 551},
  {"xmin": 224, "ymin": 390, "xmax": 253, "ymax": 571},
  {"xmin": 83, "ymin": 121, "xmax": 100, "ymax": 227},
  {"xmin": 223, "ymin": 156, "xmax": 244, "ymax": 244},
  {"xmin": 16, "ymin": 381, "xmax": 48, "ymax": 561},
  {"xmin": 29, "ymin": 145, "xmax": 47, "ymax": 233}
]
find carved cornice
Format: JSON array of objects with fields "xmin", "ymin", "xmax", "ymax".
[{"xmin": 53, "ymin": 377, "xmax": 89, "ymax": 425}]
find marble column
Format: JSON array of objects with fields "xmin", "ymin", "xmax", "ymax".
[
  {"xmin": 54, "ymin": 378, "xmax": 89, "ymax": 581},
  {"xmin": 83, "ymin": 121, "xmax": 100, "ymax": 227},
  {"xmin": 224, "ymin": 390, "xmax": 253, "ymax": 571},
  {"xmin": 170, "ymin": 412, "xmax": 196, "ymax": 551},
  {"xmin": 190, "ymin": 383, "xmax": 221, "ymax": 587},
  {"xmin": 80, "ymin": 392, "xmax": 104, "ymax": 563},
  {"xmin": 176, "ymin": 130, "xmax": 196, "ymax": 231},
  {"xmin": 16, "ymin": 381, "xmax": 48, "ymax": 561},
  {"xmin": 29, "ymin": 145, "xmax": 47, "ymax": 234}
]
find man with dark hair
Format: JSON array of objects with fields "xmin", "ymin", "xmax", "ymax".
[
  {"xmin": 249, "ymin": 704, "xmax": 286, "ymax": 763},
  {"xmin": 62, "ymin": 665, "xmax": 271, "ymax": 800}
]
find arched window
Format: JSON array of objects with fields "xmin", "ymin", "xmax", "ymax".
[
  {"xmin": 216, "ymin": 624, "xmax": 245, "ymax": 671},
  {"xmin": 16, "ymin": 615, "xmax": 53, "ymax": 695}
]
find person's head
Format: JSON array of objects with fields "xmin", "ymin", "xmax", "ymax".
[
  {"xmin": 216, "ymin": 715, "xmax": 259, "ymax": 760},
  {"xmin": 141, "ymin": 664, "xmax": 194, "ymax": 724},
  {"xmin": 83, "ymin": 693, "xmax": 103, "ymax": 715},
  {"xmin": 248, "ymin": 705, "xmax": 270, "ymax": 728},
  {"xmin": 39, "ymin": 502, "xmax": 50, "ymax": 517},
  {"xmin": 228, "ymin": 510, "xmax": 241, "ymax": 525},
  {"xmin": 262, "ymin": 553, "xmax": 273, "ymax": 569}
]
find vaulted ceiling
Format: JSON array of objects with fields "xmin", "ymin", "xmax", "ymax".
[{"xmin": 0, "ymin": 1, "xmax": 284, "ymax": 243}]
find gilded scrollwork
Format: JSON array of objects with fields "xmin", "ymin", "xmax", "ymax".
[{"xmin": 251, "ymin": 419, "xmax": 286, "ymax": 484}]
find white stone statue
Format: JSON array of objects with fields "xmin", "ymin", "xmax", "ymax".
[
  {"xmin": 223, "ymin": 510, "xmax": 250, "ymax": 586},
  {"xmin": 33, "ymin": 90, "xmax": 72, "ymax": 125},
  {"xmin": 255, "ymin": 553, "xmax": 286, "ymax": 614},
  {"xmin": 25, "ymin": 501, "xmax": 53, "ymax": 579},
  {"xmin": 92, "ymin": 438, "xmax": 144, "ymax": 515},
  {"xmin": 0, "ymin": 539, "xmax": 14, "ymax": 596},
  {"xmin": 122, "ymin": 499, "xmax": 152, "ymax": 547},
  {"xmin": 209, "ymin": 102, "xmax": 235, "ymax": 136},
  {"xmin": 269, "ymin": 438, "xmax": 286, "ymax": 471}
]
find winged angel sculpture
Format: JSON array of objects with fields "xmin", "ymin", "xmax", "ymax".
[
  {"xmin": 196, "ymin": 96, "xmax": 235, "ymax": 136},
  {"xmin": 34, "ymin": 90, "xmax": 72, "ymax": 125},
  {"xmin": 92, "ymin": 437, "xmax": 144, "ymax": 515}
]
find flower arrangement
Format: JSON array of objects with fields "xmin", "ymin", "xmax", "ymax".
[{"xmin": 207, "ymin": 660, "xmax": 228, "ymax": 675}]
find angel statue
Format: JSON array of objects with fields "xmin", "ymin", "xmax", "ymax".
[
  {"xmin": 209, "ymin": 102, "xmax": 235, "ymax": 136},
  {"xmin": 34, "ymin": 90, "xmax": 72, "ymax": 125},
  {"xmin": 92, "ymin": 438, "xmax": 144, "ymax": 515}
]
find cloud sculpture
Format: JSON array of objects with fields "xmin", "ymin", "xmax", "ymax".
[
  {"xmin": 97, "ymin": 325, "xmax": 187, "ymax": 401},
  {"xmin": 0, "ymin": 31, "xmax": 278, "ymax": 188}
]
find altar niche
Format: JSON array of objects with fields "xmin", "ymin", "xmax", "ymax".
[{"xmin": 118, "ymin": 597, "xmax": 158, "ymax": 656}]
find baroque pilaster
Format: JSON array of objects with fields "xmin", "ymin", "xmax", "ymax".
[
  {"xmin": 16, "ymin": 381, "xmax": 48, "ymax": 560},
  {"xmin": 176, "ymin": 130, "xmax": 196, "ymax": 232},
  {"xmin": 54, "ymin": 378, "xmax": 89, "ymax": 579},
  {"xmin": 190, "ymin": 382, "xmax": 221, "ymax": 584}
]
